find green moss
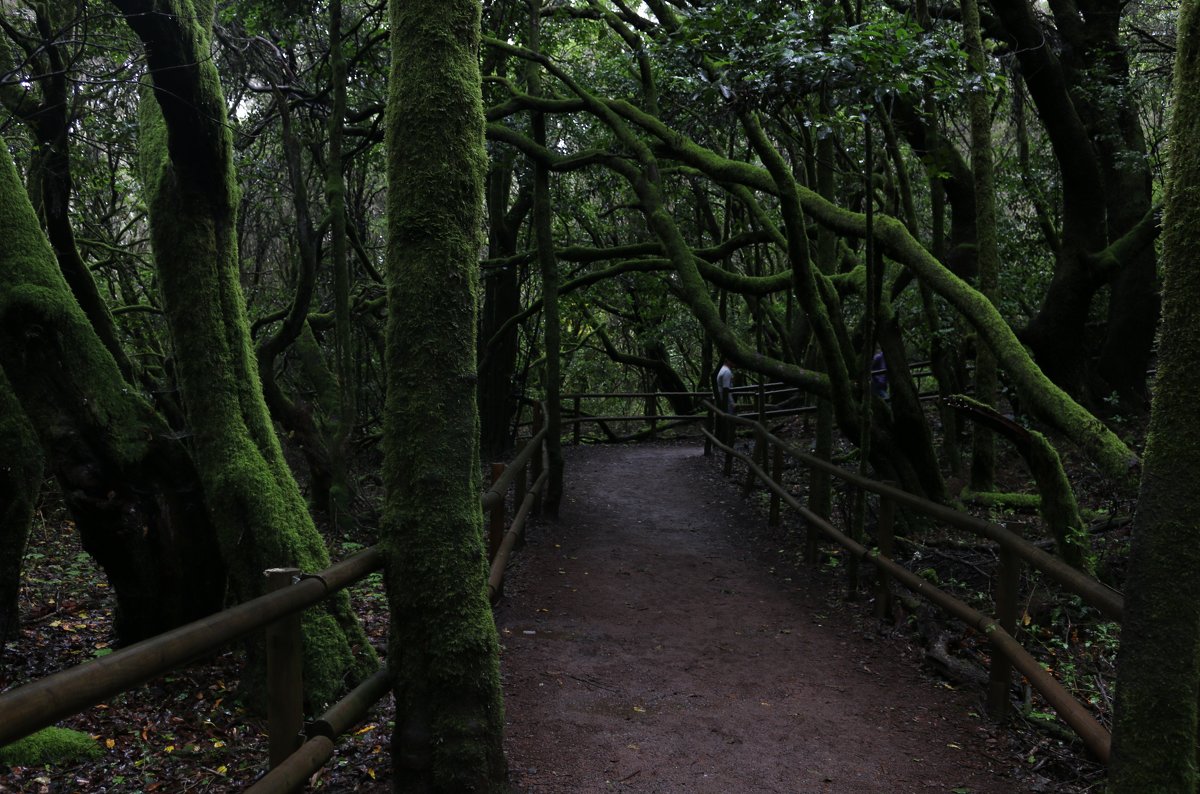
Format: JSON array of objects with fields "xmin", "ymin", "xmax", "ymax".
[
  {"xmin": 606, "ymin": 99, "xmax": 1138, "ymax": 484},
  {"xmin": 961, "ymin": 490, "xmax": 1043, "ymax": 510},
  {"xmin": 1027, "ymin": 431, "xmax": 1091, "ymax": 571},
  {"xmin": 129, "ymin": 0, "xmax": 374, "ymax": 702},
  {"xmin": 828, "ymin": 264, "xmax": 867, "ymax": 294},
  {"xmin": 0, "ymin": 728, "xmax": 101, "ymax": 767},
  {"xmin": 384, "ymin": 0, "xmax": 505, "ymax": 788}
]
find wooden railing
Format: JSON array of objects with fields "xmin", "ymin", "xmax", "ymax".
[
  {"xmin": 560, "ymin": 382, "xmax": 812, "ymax": 444},
  {"xmin": 703, "ymin": 402, "xmax": 1121, "ymax": 763},
  {"xmin": 0, "ymin": 420, "xmax": 552, "ymax": 792}
]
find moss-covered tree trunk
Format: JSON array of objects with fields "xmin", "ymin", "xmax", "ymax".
[
  {"xmin": 383, "ymin": 0, "xmax": 506, "ymax": 788},
  {"xmin": 0, "ymin": 370, "xmax": 42, "ymax": 651},
  {"xmin": 531, "ymin": 0, "xmax": 563, "ymax": 515},
  {"xmin": 1109, "ymin": 2, "xmax": 1200, "ymax": 787},
  {"xmin": 963, "ymin": 0, "xmax": 998, "ymax": 490},
  {"xmin": 113, "ymin": 0, "xmax": 372, "ymax": 706},
  {"xmin": 326, "ymin": 0, "xmax": 357, "ymax": 535},
  {"xmin": 0, "ymin": 135, "xmax": 223, "ymax": 642}
]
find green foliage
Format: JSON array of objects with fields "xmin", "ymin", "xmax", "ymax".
[
  {"xmin": 0, "ymin": 728, "xmax": 101, "ymax": 767},
  {"xmin": 654, "ymin": 2, "xmax": 970, "ymax": 110}
]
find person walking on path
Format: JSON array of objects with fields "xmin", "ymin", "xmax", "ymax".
[
  {"xmin": 715, "ymin": 357, "xmax": 736, "ymax": 447},
  {"xmin": 716, "ymin": 357, "xmax": 735, "ymax": 414},
  {"xmin": 871, "ymin": 348, "xmax": 889, "ymax": 400}
]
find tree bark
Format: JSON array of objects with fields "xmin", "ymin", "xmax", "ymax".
[
  {"xmin": 1109, "ymin": 1, "xmax": 1200, "ymax": 786},
  {"xmin": 964, "ymin": 0, "xmax": 999, "ymax": 490},
  {"xmin": 383, "ymin": 0, "xmax": 506, "ymax": 787},
  {"xmin": 0, "ymin": 135, "xmax": 224, "ymax": 643},
  {"xmin": 114, "ymin": 0, "xmax": 373, "ymax": 706},
  {"xmin": 0, "ymin": 370, "xmax": 42, "ymax": 652},
  {"xmin": 531, "ymin": 1, "xmax": 563, "ymax": 515}
]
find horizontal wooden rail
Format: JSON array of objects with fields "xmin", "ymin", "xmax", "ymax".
[
  {"xmin": 0, "ymin": 547, "xmax": 385, "ymax": 747},
  {"xmin": 482, "ymin": 426, "xmax": 547, "ymax": 511},
  {"xmin": 246, "ymin": 668, "xmax": 393, "ymax": 794},
  {"xmin": 560, "ymin": 390, "xmax": 708, "ymax": 399},
  {"xmin": 0, "ymin": 409, "xmax": 553, "ymax": 789},
  {"xmin": 489, "ymin": 468, "xmax": 550, "ymax": 601},
  {"xmin": 703, "ymin": 424, "xmax": 1112, "ymax": 762},
  {"xmin": 563, "ymin": 413, "xmax": 706, "ymax": 424},
  {"xmin": 712, "ymin": 403, "xmax": 1124, "ymax": 621}
]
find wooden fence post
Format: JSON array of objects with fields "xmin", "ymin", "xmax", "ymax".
[
  {"xmin": 847, "ymin": 489, "xmax": 862, "ymax": 596},
  {"xmin": 988, "ymin": 522, "xmax": 1021, "ymax": 719},
  {"xmin": 768, "ymin": 441, "xmax": 783, "ymax": 527},
  {"xmin": 804, "ymin": 463, "xmax": 819, "ymax": 567},
  {"xmin": 265, "ymin": 568, "xmax": 304, "ymax": 770},
  {"xmin": 648, "ymin": 392, "xmax": 658, "ymax": 439},
  {"xmin": 489, "ymin": 463, "xmax": 506, "ymax": 560},
  {"xmin": 704, "ymin": 405, "xmax": 713, "ymax": 457},
  {"xmin": 742, "ymin": 426, "xmax": 763, "ymax": 498},
  {"xmin": 572, "ymin": 396, "xmax": 581, "ymax": 445},
  {"xmin": 532, "ymin": 404, "xmax": 545, "ymax": 513},
  {"xmin": 515, "ymin": 440, "xmax": 528, "ymax": 507},
  {"xmin": 873, "ymin": 493, "xmax": 896, "ymax": 621}
]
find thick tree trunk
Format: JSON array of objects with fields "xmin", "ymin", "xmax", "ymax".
[
  {"xmin": 478, "ymin": 159, "xmax": 529, "ymax": 460},
  {"xmin": 115, "ymin": 0, "xmax": 373, "ymax": 706},
  {"xmin": 1109, "ymin": 3, "xmax": 1200, "ymax": 786},
  {"xmin": 383, "ymin": 0, "xmax": 506, "ymax": 788},
  {"xmin": 993, "ymin": 0, "xmax": 1157, "ymax": 400},
  {"xmin": 0, "ymin": 136, "xmax": 224, "ymax": 642}
]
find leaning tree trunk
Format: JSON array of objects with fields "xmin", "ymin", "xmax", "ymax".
[
  {"xmin": 383, "ymin": 0, "xmax": 507, "ymax": 788},
  {"xmin": 0, "ymin": 136, "xmax": 224, "ymax": 642},
  {"xmin": 1109, "ymin": 2, "xmax": 1200, "ymax": 788},
  {"xmin": 114, "ymin": 0, "xmax": 373, "ymax": 707}
]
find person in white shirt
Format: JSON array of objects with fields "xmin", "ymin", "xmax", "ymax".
[{"xmin": 716, "ymin": 358, "xmax": 735, "ymax": 414}]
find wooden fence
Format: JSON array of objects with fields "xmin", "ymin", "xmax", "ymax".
[
  {"xmin": 0, "ymin": 418, "xmax": 551, "ymax": 792},
  {"xmin": 703, "ymin": 401, "xmax": 1121, "ymax": 762}
]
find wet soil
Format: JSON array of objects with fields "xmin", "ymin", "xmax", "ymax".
[{"xmin": 495, "ymin": 441, "xmax": 1023, "ymax": 793}]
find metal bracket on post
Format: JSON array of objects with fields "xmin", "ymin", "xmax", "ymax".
[{"xmin": 264, "ymin": 567, "xmax": 304, "ymax": 770}]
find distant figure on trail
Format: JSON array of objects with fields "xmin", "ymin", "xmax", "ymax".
[
  {"xmin": 716, "ymin": 357, "xmax": 735, "ymax": 414},
  {"xmin": 871, "ymin": 348, "xmax": 889, "ymax": 400}
]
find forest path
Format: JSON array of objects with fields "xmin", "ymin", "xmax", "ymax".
[{"xmin": 495, "ymin": 441, "xmax": 1020, "ymax": 793}]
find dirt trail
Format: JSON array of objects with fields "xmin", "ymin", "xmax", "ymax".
[{"xmin": 496, "ymin": 442, "xmax": 1020, "ymax": 793}]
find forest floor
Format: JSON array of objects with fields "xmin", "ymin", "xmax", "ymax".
[{"xmin": 0, "ymin": 434, "xmax": 1110, "ymax": 792}]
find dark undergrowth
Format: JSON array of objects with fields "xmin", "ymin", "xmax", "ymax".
[{"xmin": 0, "ymin": 498, "xmax": 394, "ymax": 793}]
